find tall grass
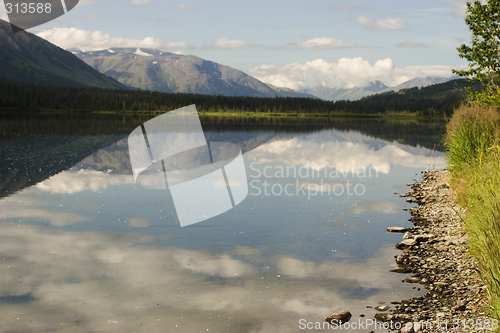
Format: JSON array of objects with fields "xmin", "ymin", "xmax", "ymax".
[
  {"xmin": 445, "ymin": 104, "xmax": 500, "ymax": 321},
  {"xmin": 446, "ymin": 105, "xmax": 500, "ymax": 174},
  {"xmin": 464, "ymin": 152, "xmax": 500, "ymax": 318}
]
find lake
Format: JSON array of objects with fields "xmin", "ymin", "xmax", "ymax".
[{"xmin": 0, "ymin": 114, "xmax": 447, "ymax": 332}]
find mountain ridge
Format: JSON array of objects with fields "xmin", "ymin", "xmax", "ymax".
[
  {"xmin": 73, "ymin": 48, "xmax": 316, "ymax": 99},
  {"xmin": 0, "ymin": 19, "xmax": 125, "ymax": 89},
  {"xmin": 300, "ymin": 77, "xmax": 457, "ymax": 101},
  {"xmin": 302, "ymin": 81, "xmax": 389, "ymax": 101}
]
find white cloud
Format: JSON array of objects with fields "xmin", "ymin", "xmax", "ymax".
[
  {"xmin": 283, "ymin": 37, "xmax": 356, "ymax": 49},
  {"xmin": 37, "ymin": 27, "xmax": 164, "ymax": 51},
  {"xmin": 209, "ymin": 38, "xmax": 250, "ymax": 49},
  {"xmin": 130, "ymin": 0, "xmax": 153, "ymax": 6},
  {"xmin": 440, "ymin": 0, "xmax": 487, "ymax": 17},
  {"xmin": 350, "ymin": 16, "xmax": 408, "ymax": 30},
  {"xmin": 0, "ymin": 193, "xmax": 92, "ymax": 226},
  {"xmin": 176, "ymin": 4, "xmax": 199, "ymax": 11},
  {"xmin": 134, "ymin": 48, "xmax": 153, "ymax": 57},
  {"xmin": 172, "ymin": 250, "xmax": 254, "ymax": 277},
  {"xmin": 440, "ymin": 0, "xmax": 468, "ymax": 16},
  {"xmin": 248, "ymin": 57, "xmax": 456, "ymax": 90},
  {"xmin": 272, "ymin": 247, "xmax": 418, "ymax": 290},
  {"xmin": 126, "ymin": 217, "xmax": 151, "ymax": 228},
  {"xmin": 36, "ymin": 170, "xmax": 134, "ymax": 194},
  {"xmin": 245, "ymin": 134, "xmax": 447, "ymax": 175},
  {"xmin": 396, "ymin": 41, "xmax": 431, "ymax": 48}
]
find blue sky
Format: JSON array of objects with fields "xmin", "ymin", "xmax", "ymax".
[{"xmin": 0, "ymin": 0, "xmax": 472, "ymax": 89}]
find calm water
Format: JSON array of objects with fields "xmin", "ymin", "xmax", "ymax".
[{"xmin": 0, "ymin": 115, "xmax": 447, "ymax": 332}]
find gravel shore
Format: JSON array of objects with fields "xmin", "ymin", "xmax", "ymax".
[{"xmin": 382, "ymin": 169, "xmax": 494, "ymax": 333}]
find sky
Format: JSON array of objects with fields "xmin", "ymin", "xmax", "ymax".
[{"xmin": 0, "ymin": 0, "xmax": 474, "ymax": 90}]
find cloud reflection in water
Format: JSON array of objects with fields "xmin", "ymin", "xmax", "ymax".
[
  {"xmin": 0, "ymin": 222, "xmax": 420, "ymax": 332},
  {"xmin": 245, "ymin": 132, "xmax": 446, "ymax": 174},
  {"xmin": 0, "ymin": 126, "xmax": 443, "ymax": 332}
]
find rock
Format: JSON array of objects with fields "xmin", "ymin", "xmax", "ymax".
[
  {"xmin": 387, "ymin": 227, "xmax": 408, "ymax": 233},
  {"xmin": 325, "ymin": 310, "xmax": 351, "ymax": 324},
  {"xmin": 396, "ymin": 254, "xmax": 406, "ymax": 264},
  {"xmin": 456, "ymin": 299, "xmax": 468, "ymax": 311},
  {"xmin": 396, "ymin": 239, "xmax": 417, "ymax": 249},
  {"xmin": 403, "ymin": 232, "xmax": 413, "ymax": 239},
  {"xmin": 393, "ymin": 313, "xmax": 411, "ymax": 321},
  {"xmin": 404, "ymin": 277, "xmax": 421, "ymax": 283},
  {"xmin": 374, "ymin": 305, "xmax": 390, "ymax": 311},
  {"xmin": 374, "ymin": 313, "xmax": 392, "ymax": 321},
  {"xmin": 392, "ymin": 267, "xmax": 412, "ymax": 273},
  {"xmin": 414, "ymin": 234, "xmax": 433, "ymax": 243},
  {"xmin": 401, "ymin": 239, "xmax": 417, "ymax": 246},
  {"xmin": 406, "ymin": 198, "xmax": 413, "ymax": 203}
]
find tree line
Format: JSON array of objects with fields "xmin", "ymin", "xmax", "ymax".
[{"xmin": 0, "ymin": 78, "xmax": 480, "ymax": 115}]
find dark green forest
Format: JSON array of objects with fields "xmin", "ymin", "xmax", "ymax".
[{"xmin": 0, "ymin": 78, "xmax": 481, "ymax": 115}]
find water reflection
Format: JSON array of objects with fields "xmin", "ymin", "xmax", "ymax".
[
  {"xmin": 36, "ymin": 170, "xmax": 133, "ymax": 193},
  {"xmin": 245, "ymin": 131, "xmax": 446, "ymax": 173},
  {"xmin": 0, "ymin": 222, "xmax": 416, "ymax": 333},
  {"xmin": 0, "ymin": 116, "xmax": 447, "ymax": 332},
  {"xmin": 346, "ymin": 201, "xmax": 404, "ymax": 215}
]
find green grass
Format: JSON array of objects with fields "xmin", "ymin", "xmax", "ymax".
[
  {"xmin": 197, "ymin": 110, "xmax": 383, "ymax": 118},
  {"xmin": 49, "ymin": 108, "xmax": 448, "ymax": 120},
  {"xmin": 463, "ymin": 152, "xmax": 500, "ymax": 319},
  {"xmin": 445, "ymin": 104, "xmax": 500, "ymax": 324}
]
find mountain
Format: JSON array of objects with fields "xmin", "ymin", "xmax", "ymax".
[
  {"xmin": 302, "ymin": 81, "xmax": 388, "ymax": 101},
  {"xmin": 72, "ymin": 48, "xmax": 314, "ymax": 98},
  {"xmin": 302, "ymin": 77, "xmax": 456, "ymax": 101},
  {"xmin": 0, "ymin": 19, "xmax": 125, "ymax": 89},
  {"xmin": 380, "ymin": 77, "xmax": 456, "ymax": 93},
  {"xmin": 263, "ymin": 83, "xmax": 317, "ymax": 98}
]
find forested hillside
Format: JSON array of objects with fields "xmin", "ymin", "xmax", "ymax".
[{"xmin": 0, "ymin": 78, "xmax": 481, "ymax": 115}]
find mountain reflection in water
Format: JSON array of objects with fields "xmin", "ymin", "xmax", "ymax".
[{"xmin": 0, "ymin": 115, "xmax": 446, "ymax": 332}]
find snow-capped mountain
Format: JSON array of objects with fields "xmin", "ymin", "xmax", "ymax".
[
  {"xmin": 301, "ymin": 77, "xmax": 457, "ymax": 101},
  {"xmin": 72, "ymin": 48, "xmax": 316, "ymax": 98}
]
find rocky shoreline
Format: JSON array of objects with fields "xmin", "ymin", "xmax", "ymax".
[{"xmin": 381, "ymin": 169, "xmax": 492, "ymax": 333}]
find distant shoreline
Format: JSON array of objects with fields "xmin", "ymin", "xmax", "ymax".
[{"xmin": 0, "ymin": 109, "xmax": 450, "ymax": 120}]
